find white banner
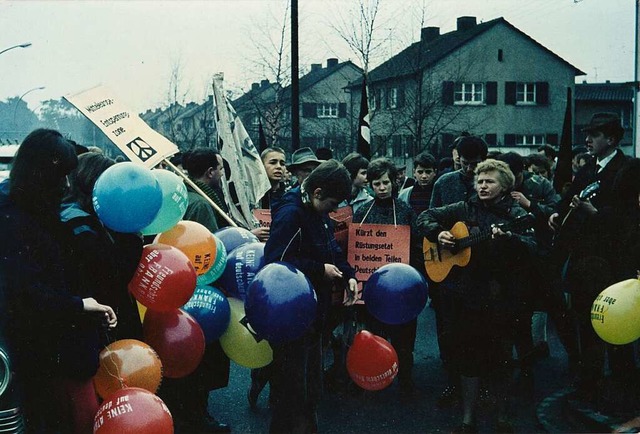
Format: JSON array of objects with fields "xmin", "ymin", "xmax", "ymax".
[
  {"xmin": 212, "ymin": 73, "xmax": 271, "ymax": 228},
  {"xmin": 65, "ymin": 85, "xmax": 179, "ymax": 168}
]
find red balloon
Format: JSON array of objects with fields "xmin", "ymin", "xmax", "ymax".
[
  {"xmin": 346, "ymin": 330, "xmax": 398, "ymax": 391},
  {"xmin": 93, "ymin": 387, "xmax": 173, "ymax": 434},
  {"xmin": 129, "ymin": 243, "xmax": 197, "ymax": 311},
  {"xmin": 143, "ymin": 309, "xmax": 205, "ymax": 378}
]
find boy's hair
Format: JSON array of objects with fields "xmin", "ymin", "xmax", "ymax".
[
  {"xmin": 67, "ymin": 152, "xmax": 116, "ymax": 212},
  {"xmin": 527, "ymin": 153, "xmax": 552, "ymax": 173},
  {"xmin": 496, "ymin": 152, "xmax": 525, "ymax": 176},
  {"xmin": 475, "ymin": 159, "xmax": 515, "ymax": 191},
  {"xmin": 341, "ymin": 152, "xmax": 369, "ymax": 180},
  {"xmin": 183, "ymin": 148, "xmax": 221, "ymax": 178},
  {"xmin": 302, "ymin": 160, "xmax": 352, "ymax": 202},
  {"xmin": 413, "ymin": 152, "xmax": 436, "ymax": 169},
  {"xmin": 260, "ymin": 147, "xmax": 286, "ymax": 161},
  {"xmin": 367, "ymin": 158, "xmax": 398, "ymax": 190},
  {"xmin": 537, "ymin": 145, "xmax": 557, "ymax": 160},
  {"xmin": 456, "ymin": 136, "xmax": 488, "ymax": 160}
]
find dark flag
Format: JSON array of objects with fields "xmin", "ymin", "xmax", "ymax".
[
  {"xmin": 357, "ymin": 77, "xmax": 371, "ymax": 159},
  {"xmin": 554, "ymin": 87, "xmax": 573, "ymax": 193},
  {"xmin": 258, "ymin": 118, "xmax": 268, "ymax": 153}
]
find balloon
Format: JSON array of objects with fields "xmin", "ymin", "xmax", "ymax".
[
  {"xmin": 93, "ymin": 162, "xmax": 163, "ymax": 233},
  {"xmin": 364, "ymin": 263, "xmax": 428, "ymax": 325},
  {"xmin": 220, "ymin": 298, "xmax": 272, "ymax": 368},
  {"xmin": 182, "ymin": 286, "xmax": 231, "ymax": 342},
  {"xmin": 155, "ymin": 221, "xmax": 217, "ymax": 276},
  {"xmin": 214, "ymin": 226, "xmax": 259, "ymax": 254},
  {"xmin": 218, "ymin": 242, "xmax": 265, "ymax": 300},
  {"xmin": 347, "ymin": 330, "xmax": 399, "ymax": 391},
  {"xmin": 129, "ymin": 244, "xmax": 197, "ymax": 312},
  {"xmin": 197, "ymin": 235, "xmax": 227, "ymax": 285},
  {"xmin": 245, "ymin": 262, "xmax": 317, "ymax": 344},
  {"xmin": 591, "ymin": 278, "xmax": 640, "ymax": 345},
  {"xmin": 143, "ymin": 309, "xmax": 205, "ymax": 378},
  {"xmin": 142, "ymin": 170, "xmax": 189, "ymax": 236},
  {"xmin": 93, "ymin": 339, "xmax": 163, "ymax": 400},
  {"xmin": 137, "ymin": 301, "xmax": 147, "ymax": 323},
  {"xmin": 93, "ymin": 387, "xmax": 173, "ymax": 434}
]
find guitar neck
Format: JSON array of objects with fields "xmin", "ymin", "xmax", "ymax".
[{"xmin": 455, "ymin": 228, "xmax": 493, "ymax": 250}]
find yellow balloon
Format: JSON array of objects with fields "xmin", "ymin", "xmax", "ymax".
[
  {"xmin": 591, "ymin": 279, "xmax": 640, "ymax": 345},
  {"xmin": 220, "ymin": 298, "xmax": 273, "ymax": 368},
  {"xmin": 137, "ymin": 301, "xmax": 147, "ymax": 322}
]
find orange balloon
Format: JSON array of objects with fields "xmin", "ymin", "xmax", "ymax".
[
  {"xmin": 93, "ymin": 339, "xmax": 163, "ymax": 400},
  {"xmin": 155, "ymin": 221, "xmax": 217, "ymax": 276}
]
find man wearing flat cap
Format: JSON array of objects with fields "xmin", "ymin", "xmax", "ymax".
[
  {"xmin": 288, "ymin": 147, "xmax": 324, "ymax": 187},
  {"xmin": 548, "ymin": 112, "xmax": 631, "ymax": 401}
]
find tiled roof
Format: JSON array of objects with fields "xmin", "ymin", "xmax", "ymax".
[
  {"xmin": 281, "ymin": 60, "xmax": 363, "ymax": 97},
  {"xmin": 351, "ymin": 17, "xmax": 584, "ymax": 87},
  {"xmin": 575, "ymin": 83, "xmax": 635, "ymax": 101}
]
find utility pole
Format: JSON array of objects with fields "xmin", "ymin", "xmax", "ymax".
[
  {"xmin": 634, "ymin": 0, "xmax": 639, "ymax": 156},
  {"xmin": 291, "ymin": 0, "xmax": 300, "ymax": 151}
]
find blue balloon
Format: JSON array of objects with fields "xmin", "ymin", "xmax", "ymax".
[
  {"xmin": 217, "ymin": 242, "xmax": 265, "ymax": 300},
  {"xmin": 93, "ymin": 162, "xmax": 163, "ymax": 233},
  {"xmin": 182, "ymin": 286, "xmax": 231, "ymax": 342},
  {"xmin": 214, "ymin": 226, "xmax": 259, "ymax": 254},
  {"xmin": 245, "ymin": 262, "xmax": 317, "ymax": 344},
  {"xmin": 363, "ymin": 263, "xmax": 428, "ymax": 325}
]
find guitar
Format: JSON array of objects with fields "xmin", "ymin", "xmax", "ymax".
[
  {"xmin": 552, "ymin": 181, "xmax": 600, "ymax": 247},
  {"xmin": 422, "ymin": 213, "xmax": 535, "ymax": 283}
]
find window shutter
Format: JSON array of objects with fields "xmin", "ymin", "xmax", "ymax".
[
  {"xmin": 302, "ymin": 103, "xmax": 316, "ymax": 118},
  {"xmin": 505, "ymin": 82, "xmax": 516, "ymax": 105},
  {"xmin": 484, "ymin": 133, "xmax": 497, "ymax": 145},
  {"xmin": 546, "ymin": 133, "xmax": 558, "ymax": 145},
  {"xmin": 485, "ymin": 82, "xmax": 497, "ymax": 105},
  {"xmin": 536, "ymin": 82, "xmax": 549, "ymax": 105},
  {"xmin": 442, "ymin": 81, "xmax": 454, "ymax": 105},
  {"xmin": 338, "ymin": 103, "xmax": 347, "ymax": 118},
  {"xmin": 504, "ymin": 134, "xmax": 516, "ymax": 146},
  {"xmin": 397, "ymin": 87, "xmax": 405, "ymax": 108}
]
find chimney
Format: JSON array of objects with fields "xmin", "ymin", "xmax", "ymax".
[
  {"xmin": 260, "ymin": 79, "xmax": 270, "ymax": 88},
  {"xmin": 326, "ymin": 58, "xmax": 339, "ymax": 68},
  {"xmin": 421, "ymin": 27, "xmax": 440, "ymax": 43},
  {"xmin": 605, "ymin": 80, "xmax": 610, "ymax": 84},
  {"xmin": 456, "ymin": 16, "xmax": 477, "ymax": 32},
  {"xmin": 251, "ymin": 82, "xmax": 260, "ymax": 91},
  {"xmin": 311, "ymin": 63, "xmax": 322, "ymax": 71}
]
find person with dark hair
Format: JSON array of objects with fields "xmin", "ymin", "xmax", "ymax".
[
  {"xmin": 399, "ymin": 152, "xmax": 437, "ymax": 216},
  {"xmin": 341, "ymin": 152, "xmax": 371, "ymax": 213},
  {"xmin": 427, "ymin": 135, "xmax": 488, "ymax": 407},
  {"xmin": 395, "ymin": 165, "xmax": 415, "ymax": 191},
  {"xmin": 166, "ymin": 147, "xmax": 231, "ymax": 433},
  {"xmin": 315, "ymin": 147, "xmax": 333, "ymax": 161},
  {"xmin": 353, "ymin": 157, "xmax": 420, "ymax": 397},
  {"xmin": 526, "ymin": 153, "xmax": 553, "ymax": 181},
  {"xmin": 265, "ymin": 160, "xmax": 357, "ymax": 433},
  {"xmin": 537, "ymin": 144, "xmax": 557, "ymax": 166},
  {"xmin": 0, "ymin": 129, "xmax": 118, "ymax": 433},
  {"xmin": 418, "ymin": 159, "xmax": 536, "ymax": 432}
]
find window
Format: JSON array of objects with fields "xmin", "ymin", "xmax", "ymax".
[
  {"xmin": 316, "ymin": 103, "xmax": 338, "ymax": 118},
  {"xmin": 251, "ymin": 116, "xmax": 260, "ymax": 126},
  {"xmin": 370, "ymin": 90, "xmax": 376, "ymax": 111},
  {"xmin": 454, "ymin": 83, "xmax": 485, "ymax": 105},
  {"xmin": 515, "ymin": 134, "xmax": 546, "ymax": 146},
  {"xmin": 516, "ymin": 83, "xmax": 536, "ymax": 104},
  {"xmin": 389, "ymin": 88, "xmax": 398, "ymax": 109}
]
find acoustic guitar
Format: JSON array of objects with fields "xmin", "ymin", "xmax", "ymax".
[
  {"xmin": 552, "ymin": 180, "xmax": 600, "ymax": 248},
  {"xmin": 422, "ymin": 213, "xmax": 535, "ymax": 282}
]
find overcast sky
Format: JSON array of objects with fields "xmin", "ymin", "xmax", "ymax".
[{"xmin": 0, "ymin": 0, "xmax": 636, "ymax": 113}]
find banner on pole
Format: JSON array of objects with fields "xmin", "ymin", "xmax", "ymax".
[{"xmin": 65, "ymin": 85, "xmax": 179, "ymax": 168}]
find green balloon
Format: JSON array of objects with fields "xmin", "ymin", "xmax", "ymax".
[
  {"xmin": 197, "ymin": 235, "xmax": 227, "ymax": 285},
  {"xmin": 220, "ymin": 298, "xmax": 272, "ymax": 368},
  {"xmin": 142, "ymin": 170, "xmax": 188, "ymax": 235}
]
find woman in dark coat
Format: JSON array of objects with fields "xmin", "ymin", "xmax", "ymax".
[
  {"xmin": 417, "ymin": 159, "xmax": 535, "ymax": 433},
  {"xmin": 0, "ymin": 129, "xmax": 117, "ymax": 433}
]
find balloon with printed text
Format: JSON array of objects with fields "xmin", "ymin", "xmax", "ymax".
[
  {"xmin": 218, "ymin": 242, "xmax": 265, "ymax": 300},
  {"xmin": 93, "ymin": 387, "xmax": 173, "ymax": 434},
  {"xmin": 197, "ymin": 235, "xmax": 227, "ymax": 285},
  {"xmin": 220, "ymin": 298, "xmax": 272, "ymax": 368},
  {"xmin": 364, "ymin": 263, "xmax": 428, "ymax": 325},
  {"xmin": 245, "ymin": 262, "xmax": 317, "ymax": 344},
  {"xmin": 214, "ymin": 226, "xmax": 259, "ymax": 254},
  {"xmin": 591, "ymin": 278, "xmax": 640, "ymax": 345},
  {"xmin": 155, "ymin": 221, "xmax": 217, "ymax": 276},
  {"xmin": 93, "ymin": 339, "xmax": 163, "ymax": 400},
  {"xmin": 141, "ymin": 169, "xmax": 189, "ymax": 235},
  {"xmin": 143, "ymin": 309, "xmax": 205, "ymax": 378},
  {"xmin": 182, "ymin": 285, "xmax": 231, "ymax": 342},
  {"xmin": 93, "ymin": 162, "xmax": 163, "ymax": 233},
  {"xmin": 347, "ymin": 330, "xmax": 399, "ymax": 391},
  {"xmin": 129, "ymin": 243, "xmax": 197, "ymax": 312}
]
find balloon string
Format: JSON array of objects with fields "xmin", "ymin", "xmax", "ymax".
[{"xmin": 101, "ymin": 329, "xmax": 126, "ymax": 390}]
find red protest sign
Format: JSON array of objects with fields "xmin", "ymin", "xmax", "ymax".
[{"xmin": 252, "ymin": 209, "xmax": 272, "ymax": 229}]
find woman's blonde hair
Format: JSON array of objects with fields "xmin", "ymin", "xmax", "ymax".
[{"xmin": 475, "ymin": 159, "xmax": 515, "ymax": 191}]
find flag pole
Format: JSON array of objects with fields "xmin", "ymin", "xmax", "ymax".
[{"xmin": 163, "ymin": 158, "xmax": 238, "ymax": 227}]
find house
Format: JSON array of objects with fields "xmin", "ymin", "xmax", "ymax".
[
  {"xmin": 574, "ymin": 81, "xmax": 635, "ymax": 153},
  {"xmin": 234, "ymin": 59, "xmax": 363, "ymax": 159},
  {"xmin": 232, "ymin": 80, "xmax": 280, "ymax": 149},
  {"xmin": 348, "ymin": 16, "xmax": 585, "ymax": 165}
]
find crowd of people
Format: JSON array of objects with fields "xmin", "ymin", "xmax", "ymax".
[{"xmin": 0, "ymin": 110, "xmax": 638, "ymax": 434}]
